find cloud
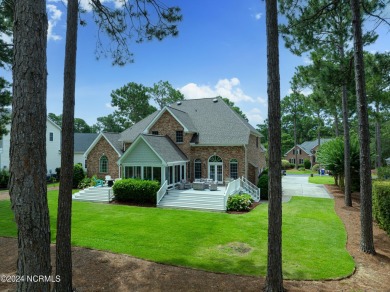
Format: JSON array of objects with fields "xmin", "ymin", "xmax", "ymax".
[
  {"xmin": 255, "ymin": 13, "xmax": 262, "ymax": 20},
  {"xmin": 246, "ymin": 108, "xmax": 265, "ymax": 125},
  {"xmin": 179, "ymin": 78, "xmax": 255, "ymax": 103},
  {"xmin": 47, "ymin": 4, "xmax": 63, "ymax": 41}
]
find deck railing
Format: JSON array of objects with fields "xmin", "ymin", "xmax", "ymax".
[
  {"xmin": 241, "ymin": 176, "xmax": 260, "ymax": 202},
  {"xmin": 156, "ymin": 180, "xmax": 168, "ymax": 205},
  {"xmin": 223, "ymin": 178, "xmax": 241, "ymax": 209}
]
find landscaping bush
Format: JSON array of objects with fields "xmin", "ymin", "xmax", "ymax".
[
  {"xmin": 312, "ymin": 164, "xmax": 320, "ymax": 172},
  {"xmin": 257, "ymin": 170, "xmax": 269, "ymax": 200},
  {"xmin": 227, "ymin": 193, "xmax": 253, "ymax": 211},
  {"xmin": 0, "ymin": 169, "xmax": 10, "ymax": 188},
  {"xmin": 113, "ymin": 178, "xmax": 160, "ymax": 204},
  {"xmin": 281, "ymin": 160, "xmax": 290, "ymax": 170},
  {"xmin": 298, "ymin": 167, "xmax": 305, "ymax": 171},
  {"xmin": 373, "ymin": 180, "xmax": 390, "ymax": 235},
  {"xmin": 378, "ymin": 166, "xmax": 390, "ymax": 180},
  {"xmin": 304, "ymin": 159, "xmax": 311, "ymax": 170},
  {"xmin": 73, "ymin": 163, "xmax": 85, "ymax": 189},
  {"xmin": 289, "ymin": 163, "xmax": 295, "ymax": 168},
  {"xmin": 78, "ymin": 177, "xmax": 92, "ymax": 189}
]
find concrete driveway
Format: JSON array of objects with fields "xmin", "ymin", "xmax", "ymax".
[{"xmin": 282, "ymin": 175, "xmax": 333, "ymax": 200}]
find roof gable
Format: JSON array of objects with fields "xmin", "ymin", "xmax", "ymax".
[{"xmin": 84, "ymin": 132, "xmax": 122, "ymax": 158}]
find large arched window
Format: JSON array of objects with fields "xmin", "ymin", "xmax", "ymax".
[
  {"xmin": 208, "ymin": 155, "xmax": 222, "ymax": 163},
  {"xmin": 229, "ymin": 159, "xmax": 238, "ymax": 179},
  {"xmin": 99, "ymin": 155, "xmax": 108, "ymax": 173},
  {"xmin": 194, "ymin": 159, "xmax": 202, "ymax": 179}
]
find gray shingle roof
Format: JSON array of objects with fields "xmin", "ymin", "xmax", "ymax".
[
  {"xmin": 103, "ymin": 133, "xmax": 123, "ymax": 154},
  {"xmin": 141, "ymin": 134, "xmax": 188, "ymax": 163},
  {"xmin": 74, "ymin": 133, "xmax": 99, "ymax": 153},
  {"xmin": 169, "ymin": 97, "xmax": 260, "ymax": 145},
  {"xmin": 299, "ymin": 138, "xmax": 333, "ymax": 154},
  {"xmin": 119, "ymin": 111, "xmax": 160, "ymax": 142},
  {"xmin": 166, "ymin": 107, "xmax": 198, "ymax": 132}
]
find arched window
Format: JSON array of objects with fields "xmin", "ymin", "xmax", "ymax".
[
  {"xmin": 208, "ymin": 155, "xmax": 222, "ymax": 163},
  {"xmin": 229, "ymin": 159, "xmax": 238, "ymax": 179},
  {"xmin": 99, "ymin": 155, "xmax": 108, "ymax": 173},
  {"xmin": 194, "ymin": 159, "xmax": 202, "ymax": 179}
]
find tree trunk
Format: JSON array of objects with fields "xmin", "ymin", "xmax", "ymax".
[
  {"xmin": 294, "ymin": 115, "xmax": 298, "ymax": 169},
  {"xmin": 375, "ymin": 102, "xmax": 382, "ymax": 168},
  {"xmin": 334, "ymin": 107, "xmax": 340, "ymax": 137},
  {"xmin": 10, "ymin": 1, "xmax": 51, "ymax": 291},
  {"xmin": 55, "ymin": 0, "xmax": 78, "ymax": 290},
  {"xmin": 340, "ymin": 45, "xmax": 352, "ymax": 207},
  {"xmin": 350, "ymin": 0, "xmax": 375, "ymax": 255},
  {"xmin": 265, "ymin": 0, "xmax": 284, "ymax": 291}
]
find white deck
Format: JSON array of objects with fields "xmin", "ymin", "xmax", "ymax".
[{"xmin": 158, "ymin": 186, "xmax": 227, "ymax": 211}]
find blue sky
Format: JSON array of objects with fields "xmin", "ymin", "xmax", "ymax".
[{"xmin": 2, "ymin": 0, "xmax": 390, "ymax": 128}]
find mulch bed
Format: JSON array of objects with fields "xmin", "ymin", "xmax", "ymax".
[{"xmin": 1, "ymin": 185, "xmax": 389, "ymax": 291}]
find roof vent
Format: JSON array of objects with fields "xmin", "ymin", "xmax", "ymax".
[
  {"xmin": 213, "ymin": 98, "xmax": 218, "ymax": 103},
  {"xmin": 177, "ymin": 101, "xmax": 182, "ymax": 105}
]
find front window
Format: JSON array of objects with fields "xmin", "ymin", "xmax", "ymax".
[
  {"xmin": 230, "ymin": 159, "xmax": 238, "ymax": 179},
  {"xmin": 49, "ymin": 132, "xmax": 54, "ymax": 142},
  {"xmin": 194, "ymin": 159, "xmax": 202, "ymax": 179},
  {"xmin": 176, "ymin": 131, "xmax": 183, "ymax": 143},
  {"xmin": 99, "ymin": 155, "xmax": 108, "ymax": 173}
]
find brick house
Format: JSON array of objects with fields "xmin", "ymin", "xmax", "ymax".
[
  {"xmin": 284, "ymin": 138, "xmax": 332, "ymax": 167},
  {"xmin": 85, "ymin": 97, "xmax": 266, "ymax": 187}
]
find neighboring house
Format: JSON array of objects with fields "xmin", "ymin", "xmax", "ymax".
[
  {"xmin": 0, "ymin": 118, "xmax": 62, "ymax": 175},
  {"xmin": 284, "ymin": 138, "xmax": 332, "ymax": 166},
  {"xmin": 74, "ymin": 133, "xmax": 99, "ymax": 171},
  {"xmin": 85, "ymin": 97, "xmax": 266, "ymax": 186}
]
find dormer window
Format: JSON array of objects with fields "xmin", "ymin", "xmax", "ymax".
[
  {"xmin": 176, "ymin": 131, "xmax": 183, "ymax": 143},
  {"xmin": 152, "ymin": 131, "xmax": 159, "ymax": 135}
]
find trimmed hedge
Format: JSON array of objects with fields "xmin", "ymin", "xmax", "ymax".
[
  {"xmin": 257, "ymin": 169, "xmax": 269, "ymax": 200},
  {"xmin": 227, "ymin": 194, "xmax": 253, "ymax": 211},
  {"xmin": 377, "ymin": 166, "xmax": 390, "ymax": 180},
  {"xmin": 112, "ymin": 178, "xmax": 160, "ymax": 204},
  {"xmin": 0, "ymin": 169, "xmax": 9, "ymax": 188},
  {"xmin": 373, "ymin": 181, "xmax": 390, "ymax": 235}
]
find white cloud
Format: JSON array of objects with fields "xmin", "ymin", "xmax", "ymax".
[
  {"xmin": 246, "ymin": 108, "xmax": 265, "ymax": 125},
  {"xmin": 179, "ymin": 78, "xmax": 255, "ymax": 103},
  {"xmin": 47, "ymin": 4, "xmax": 63, "ymax": 41},
  {"xmin": 255, "ymin": 13, "xmax": 262, "ymax": 20},
  {"xmin": 287, "ymin": 87, "xmax": 313, "ymax": 96},
  {"xmin": 257, "ymin": 96, "xmax": 267, "ymax": 105}
]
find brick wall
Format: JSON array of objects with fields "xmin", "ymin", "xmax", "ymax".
[
  {"xmin": 284, "ymin": 146, "xmax": 311, "ymax": 165},
  {"xmin": 87, "ymin": 136, "xmax": 120, "ymax": 179}
]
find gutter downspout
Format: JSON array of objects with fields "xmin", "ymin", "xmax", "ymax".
[{"xmin": 244, "ymin": 144, "xmax": 248, "ymax": 179}]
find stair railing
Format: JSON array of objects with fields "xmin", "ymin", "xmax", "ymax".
[
  {"xmin": 240, "ymin": 176, "xmax": 260, "ymax": 202},
  {"xmin": 223, "ymin": 178, "xmax": 241, "ymax": 209},
  {"xmin": 156, "ymin": 180, "xmax": 168, "ymax": 205}
]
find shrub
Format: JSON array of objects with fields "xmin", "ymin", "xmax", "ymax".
[
  {"xmin": 289, "ymin": 163, "xmax": 295, "ymax": 169},
  {"xmin": 73, "ymin": 163, "xmax": 85, "ymax": 189},
  {"xmin": 298, "ymin": 167, "xmax": 305, "ymax": 171},
  {"xmin": 78, "ymin": 177, "xmax": 92, "ymax": 189},
  {"xmin": 0, "ymin": 169, "xmax": 10, "ymax": 188},
  {"xmin": 113, "ymin": 178, "xmax": 160, "ymax": 204},
  {"xmin": 373, "ymin": 181, "xmax": 390, "ymax": 235},
  {"xmin": 227, "ymin": 194, "xmax": 253, "ymax": 211},
  {"xmin": 304, "ymin": 159, "xmax": 311, "ymax": 169},
  {"xmin": 312, "ymin": 164, "xmax": 320, "ymax": 172},
  {"xmin": 378, "ymin": 166, "xmax": 390, "ymax": 180},
  {"xmin": 281, "ymin": 160, "xmax": 290, "ymax": 170},
  {"xmin": 257, "ymin": 170, "xmax": 269, "ymax": 200}
]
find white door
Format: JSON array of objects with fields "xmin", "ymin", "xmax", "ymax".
[{"xmin": 208, "ymin": 163, "xmax": 223, "ymax": 183}]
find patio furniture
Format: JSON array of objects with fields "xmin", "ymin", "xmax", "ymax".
[
  {"xmin": 180, "ymin": 180, "xmax": 192, "ymax": 189},
  {"xmin": 105, "ymin": 175, "xmax": 114, "ymax": 187},
  {"xmin": 93, "ymin": 177, "xmax": 104, "ymax": 187},
  {"xmin": 210, "ymin": 182, "xmax": 218, "ymax": 191},
  {"xmin": 192, "ymin": 182, "xmax": 205, "ymax": 190}
]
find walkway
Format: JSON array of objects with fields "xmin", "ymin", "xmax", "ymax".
[{"xmin": 282, "ymin": 174, "xmax": 333, "ymax": 201}]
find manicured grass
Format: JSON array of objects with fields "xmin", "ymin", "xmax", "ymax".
[
  {"xmin": 0, "ymin": 191, "xmax": 354, "ymax": 280},
  {"xmin": 286, "ymin": 169, "xmax": 314, "ymax": 175},
  {"xmin": 309, "ymin": 175, "xmax": 335, "ymax": 185}
]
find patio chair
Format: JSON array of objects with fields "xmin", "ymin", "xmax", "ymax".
[
  {"xmin": 210, "ymin": 182, "xmax": 218, "ymax": 191},
  {"xmin": 93, "ymin": 177, "xmax": 104, "ymax": 187}
]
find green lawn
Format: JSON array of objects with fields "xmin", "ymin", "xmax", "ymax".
[
  {"xmin": 0, "ymin": 191, "xmax": 354, "ymax": 280},
  {"xmin": 309, "ymin": 175, "xmax": 335, "ymax": 185},
  {"xmin": 286, "ymin": 169, "xmax": 314, "ymax": 175}
]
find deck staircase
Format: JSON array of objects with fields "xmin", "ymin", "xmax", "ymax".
[
  {"xmin": 157, "ymin": 190, "xmax": 225, "ymax": 211},
  {"xmin": 72, "ymin": 186, "xmax": 113, "ymax": 203}
]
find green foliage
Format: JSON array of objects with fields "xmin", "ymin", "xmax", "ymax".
[
  {"xmin": 281, "ymin": 160, "xmax": 290, "ymax": 170},
  {"xmin": 372, "ymin": 181, "xmax": 390, "ymax": 234},
  {"xmin": 73, "ymin": 164, "xmax": 85, "ymax": 189},
  {"xmin": 0, "ymin": 169, "xmax": 9, "ymax": 188},
  {"xmin": 226, "ymin": 194, "xmax": 253, "ymax": 211},
  {"xmin": 0, "ymin": 78, "xmax": 11, "ymax": 136},
  {"xmin": 78, "ymin": 177, "xmax": 92, "ymax": 189},
  {"xmin": 93, "ymin": 114, "xmax": 126, "ymax": 133},
  {"xmin": 377, "ymin": 166, "xmax": 390, "ymax": 180},
  {"xmin": 304, "ymin": 159, "xmax": 311, "ymax": 169},
  {"xmin": 112, "ymin": 178, "xmax": 160, "ymax": 204},
  {"xmin": 257, "ymin": 170, "xmax": 269, "ymax": 200},
  {"xmin": 312, "ymin": 164, "xmax": 320, "ymax": 172},
  {"xmin": 149, "ymin": 80, "xmax": 184, "ymax": 109},
  {"xmin": 316, "ymin": 138, "xmax": 360, "ymax": 190}
]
